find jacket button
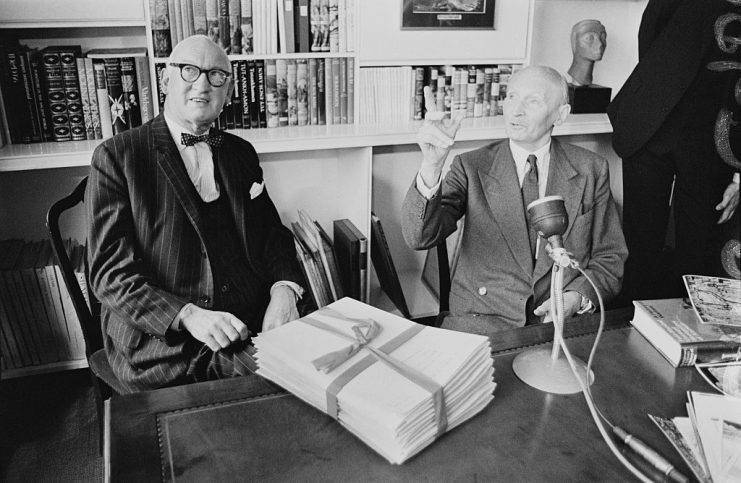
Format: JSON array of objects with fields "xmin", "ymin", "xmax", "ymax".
[
  {"xmin": 478, "ymin": 287, "xmax": 487, "ymax": 296},
  {"xmin": 200, "ymin": 295, "xmax": 210, "ymax": 304},
  {"xmin": 220, "ymin": 284, "xmax": 229, "ymax": 293}
]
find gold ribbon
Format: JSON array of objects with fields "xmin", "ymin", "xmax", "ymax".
[{"xmin": 301, "ymin": 307, "xmax": 449, "ymax": 438}]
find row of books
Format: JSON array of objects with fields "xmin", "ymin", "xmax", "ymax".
[
  {"xmin": 0, "ymin": 44, "xmax": 154, "ymax": 144},
  {"xmin": 154, "ymin": 56, "xmax": 355, "ymax": 130},
  {"xmin": 291, "ymin": 210, "xmax": 367, "ymax": 309},
  {"xmin": 358, "ymin": 64, "xmax": 520, "ymax": 126},
  {"xmin": 0, "ymin": 239, "xmax": 88, "ymax": 371},
  {"xmin": 150, "ymin": 0, "xmax": 356, "ymax": 57}
]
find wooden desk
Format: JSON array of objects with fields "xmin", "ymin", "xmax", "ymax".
[{"xmin": 106, "ymin": 309, "xmax": 708, "ymax": 482}]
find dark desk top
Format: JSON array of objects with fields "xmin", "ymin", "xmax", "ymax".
[{"xmin": 106, "ymin": 308, "xmax": 709, "ymax": 482}]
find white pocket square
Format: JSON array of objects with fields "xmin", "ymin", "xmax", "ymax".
[{"xmin": 249, "ymin": 181, "xmax": 265, "ymax": 199}]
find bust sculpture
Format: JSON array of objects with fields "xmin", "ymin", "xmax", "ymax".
[{"xmin": 567, "ymin": 19, "xmax": 607, "ymax": 86}]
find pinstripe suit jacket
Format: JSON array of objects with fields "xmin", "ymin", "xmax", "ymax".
[
  {"xmin": 402, "ymin": 139, "xmax": 627, "ymax": 333},
  {"xmin": 86, "ymin": 114, "xmax": 303, "ymax": 392}
]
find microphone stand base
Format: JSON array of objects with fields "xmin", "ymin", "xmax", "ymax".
[{"xmin": 512, "ymin": 345, "xmax": 594, "ymax": 394}]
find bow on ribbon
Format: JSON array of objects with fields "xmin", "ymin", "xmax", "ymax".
[
  {"xmin": 181, "ymin": 131, "xmax": 224, "ymax": 148},
  {"xmin": 307, "ymin": 309, "xmax": 381, "ymax": 373}
]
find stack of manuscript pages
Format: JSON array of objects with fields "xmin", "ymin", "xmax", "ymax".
[{"xmin": 254, "ymin": 297, "xmax": 496, "ymax": 464}]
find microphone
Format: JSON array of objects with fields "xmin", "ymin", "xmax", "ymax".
[{"xmin": 527, "ymin": 196, "xmax": 573, "ymax": 266}]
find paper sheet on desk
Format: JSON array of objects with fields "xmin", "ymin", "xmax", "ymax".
[
  {"xmin": 254, "ymin": 297, "xmax": 497, "ymax": 464},
  {"xmin": 689, "ymin": 392, "xmax": 741, "ymax": 483}
]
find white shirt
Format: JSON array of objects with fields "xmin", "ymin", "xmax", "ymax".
[{"xmin": 164, "ymin": 114, "xmax": 220, "ymax": 202}]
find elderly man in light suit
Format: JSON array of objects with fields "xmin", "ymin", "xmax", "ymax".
[
  {"xmin": 402, "ymin": 65, "xmax": 627, "ymax": 335},
  {"xmin": 86, "ymin": 35, "xmax": 305, "ymax": 393}
]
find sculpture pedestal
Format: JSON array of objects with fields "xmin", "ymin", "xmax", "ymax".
[{"xmin": 568, "ymin": 84, "xmax": 612, "ymax": 114}]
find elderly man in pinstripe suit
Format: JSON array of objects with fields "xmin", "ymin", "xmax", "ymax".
[{"xmin": 86, "ymin": 35, "xmax": 305, "ymax": 393}]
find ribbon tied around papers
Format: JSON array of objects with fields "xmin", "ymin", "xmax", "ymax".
[{"xmin": 301, "ymin": 307, "xmax": 449, "ymax": 438}]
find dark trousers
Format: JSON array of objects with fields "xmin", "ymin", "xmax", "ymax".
[{"xmin": 620, "ymin": 137, "xmax": 734, "ymax": 302}]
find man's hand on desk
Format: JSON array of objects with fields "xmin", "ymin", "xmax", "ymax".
[
  {"xmin": 181, "ymin": 305, "xmax": 250, "ymax": 352},
  {"xmin": 533, "ymin": 291, "xmax": 582, "ymax": 323},
  {"xmin": 262, "ymin": 284, "xmax": 300, "ymax": 332}
]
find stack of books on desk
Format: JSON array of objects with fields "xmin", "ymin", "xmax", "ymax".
[
  {"xmin": 650, "ymin": 392, "xmax": 741, "ymax": 483},
  {"xmin": 254, "ymin": 297, "xmax": 496, "ymax": 464}
]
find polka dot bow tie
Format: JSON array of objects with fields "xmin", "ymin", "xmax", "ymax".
[{"xmin": 180, "ymin": 131, "xmax": 224, "ymax": 148}]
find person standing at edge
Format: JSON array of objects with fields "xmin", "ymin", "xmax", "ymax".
[
  {"xmin": 608, "ymin": 0, "xmax": 740, "ymax": 303},
  {"xmin": 401, "ymin": 65, "xmax": 627, "ymax": 335},
  {"xmin": 86, "ymin": 35, "xmax": 306, "ymax": 393}
]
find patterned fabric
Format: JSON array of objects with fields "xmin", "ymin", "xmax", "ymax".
[
  {"xmin": 181, "ymin": 131, "xmax": 224, "ymax": 148},
  {"xmin": 521, "ymin": 154, "xmax": 539, "ymax": 259}
]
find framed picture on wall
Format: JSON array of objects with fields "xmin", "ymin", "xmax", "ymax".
[{"xmin": 401, "ymin": 0, "xmax": 495, "ymax": 30}]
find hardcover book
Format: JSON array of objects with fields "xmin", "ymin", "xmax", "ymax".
[
  {"xmin": 40, "ymin": 48, "xmax": 71, "ymax": 142},
  {"xmin": 370, "ymin": 213, "xmax": 410, "ymax": 319},
  {"xmin": 91, "ymin": 59, "xmax": 114, "ymax": 138},
  {"xmin": 632, "ymin": 298, "xmax": 741, "ymax": 367},
  {"xmin": 333, "ymin": 218, "xmax": 367, "ymax": 302},
  {"xmin": 149, "ymin": 0, "xmax": 172, "ymax": 57},
  {"xmin": 240, "ymin": 0, "xmax": 254, "ymax": 53}
]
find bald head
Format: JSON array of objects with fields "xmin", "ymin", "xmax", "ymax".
[
  {"xmin": 510, "ymin": 65, "xmax": 569, "ymax": 107},
  {"xmin": 162, "ymin": 35, "xmax": 234, "ymax": 134}
]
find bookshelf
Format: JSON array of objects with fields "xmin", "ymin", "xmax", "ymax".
[{"xmin": 0, "ymin": 0, "xmax": 626, "ymax": 378}]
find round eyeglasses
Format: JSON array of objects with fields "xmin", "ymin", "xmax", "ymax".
[{"xmin": 169, "ymin": 63, "xmax": 231, "ymax": 87}]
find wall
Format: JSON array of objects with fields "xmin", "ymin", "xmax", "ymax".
[{"xmin": 531, "ymin": 0, "xmax": 647, "ymax": 93}]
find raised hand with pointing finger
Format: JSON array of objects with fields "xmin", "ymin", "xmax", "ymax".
[{"xmin": 417, "ymin": 86, "xmax": 465, "ymax": 188}]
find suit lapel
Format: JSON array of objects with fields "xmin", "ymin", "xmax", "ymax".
[
  {"xmin": 479, "ymin": 143, "xmax": 534, "ymax": 276},
  {"xmin": 152, "ymin": 115, "xmax": 206, "ymax": 241},
  {"xmin": 533, "ymin": 140, "xmax": 585, "ymax": 281}
]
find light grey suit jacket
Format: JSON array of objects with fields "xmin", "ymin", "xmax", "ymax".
[{"xmin": 402, "ymin": 138, "xmax": 627, "ymax": 333}]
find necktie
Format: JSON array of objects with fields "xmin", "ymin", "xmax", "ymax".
[
  {"xmin": 522, "ymin": 154, "xmax": 539, "ymax": 259},
  {"xmin": 181, "ymin": 131, "xmax": 224, "ymax": 148}
]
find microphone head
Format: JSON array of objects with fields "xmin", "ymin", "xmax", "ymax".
[{"xmin": 527, "ymin": 196, "xmax": 568, "ymax": 245}]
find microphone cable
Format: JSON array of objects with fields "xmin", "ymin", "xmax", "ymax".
[{"xmin": 549, "ymin": 262, "xmax": 689, "ymax": 483}]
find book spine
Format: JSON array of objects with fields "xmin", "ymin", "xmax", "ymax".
[
  {"xmin": 328, "ymin": 0, "xmax": 338, "ymax": 53},
  {"xmin": 238, "ymin": 60, "xmax": 250, "ymax": 129},
  {"xmin": 44, "ymin": 262, "xmax": 75, "ymax": 361},
  {"xmin": 21, "ymin": 262, "xmax": 59, "ymax": 363},
  {"xmin": 41, "ymin": 50, "xmax": 72, "ymax": 142},
  {"xmin": 296, "ymin": 59, "xmax": 308, "ymax": 126},
  {"xmin": 155, "ymin": 62, "xmax": 167, "ymax": 113},
  {"xmin": 229, "ymin": 0, "xmax": 242, "ymax": 54},
  {"xmin": 193, "ymin": 0, "xmax": 208, "ymax": 35},
  {"xmin": 231, "ymin": 60, "xmax": 242, "ymax": 128},
  {"xmin": 134, "ymin": 56, "xmax": 153, "ymax": 124},
  {"xmin": 181, "ymin": 0, "xmax": 195, "ymax": 39},
  {"xmin": 338, "ymin": 57, "xmax": 347, "ymax": 124},
  {"xmin": 76, "ymin": 58, "xmax": 94, "ymax": 140},
  {"xmin": 9, "ymin": 269, "xmax": 45, "ymax": 364},
  {"xmin": 331, "ymin": 57, "xmax": 340, "ymax": 123},
  {"xmin": 308, "ymin": 57, "xmax": 317, "ymax": 124},
  {"xmin": 170, "ymin": 0, "xmax": 183, "ymax": 46},
  {"xmin": 120, "ymin": 58, "xmax": 142, "ymax": 129},
  {"xmin": 246, "ymin": 60, "xmax": 258, "ymax": 128},
  {"xmin": 483, "ymin": 67, "xmax": 493, "ymax": 117},
  {"xmin": 474, "ymin": 68, "xmax": 484, "ymax": 118},
  {"xmin": 316, "ymin": 57, "xmax": 325, "ymax": 125},
  {"xmin": 324, "ymin": 56, "xmax": 333, "ymax": 124},
  {"xmin": 465, "ymin": 65, "xmax": 476, "ymax": 118},
  {"xmin": 206, "ymin": 0, "xmax": 220, "ymax": 46},
  {"xmin": 84, "ymin": 59, "xmax": 102, "ymax": 139},
  {"xmin": 337, "ymin": 0, "xmax": 346, "ymax": 53},
  {"xmin": 151, "ymin": 0, "xmax": 173, "ymax": 57},
  {"xmin": 346, "ymin": 56, "xmax": 353, "ymax": 124},
  {"xmin": 295, "ymin": 0, "xmax": 310, "ymax": 53},
  {"xmin": 345, "ymin": 0, "xmax": 354, "ymax": 52},
  {"xmin": 17, "ymin": 52, "xmax": 43, "ymax": 143},
  {"xmin": 310, "ymin": 0, "xmax": 321, "ymax": 52},
  {"xmin": 276, "ymin": 59, "xmax": 288, "ymax": 126},
  {"xmin": 0, "ymin": 271, "xmax": 30, "ymax": 366},
  {"xmin": 59, "ymin": 49, "xmax": 85, "ymax": 141},
  {"xmin": 218, "ymin": 0, "xmax": 231, "ymax": 52},
  {"xmin": 491, "ymin": 67, "xmax": 500, "ymax": 116},
  {"xmin": 413, "ymin": 66, "xmax": 424, "ymax": 121},
  {"xmin": 265, "ymin": 59, "xmax": 279, "ymax": 128},
  {"xmin": 287, "ymin": 59, "xmax": 298, "ymax": 126},
  {"xmin": 92, "ymin": 59, "xmax": 114, "ymax": 138},
  {"xmin": 36, "ymin": 262, "xmax": 71, "ymax": 361},
  {"xmin": 240, "ymin": 0, "xmax": 253, "ymax": 53},
  {"xmin": 319, "ymin": 0, "xmax": 330, "ymax": 52},
  {"xmin": 257, "ymin": 59, "xmax": 267, "ymax": 128},
  {"xmin": 27, "ymin": 51, "xmax": 52, "ymax": 141},
  {"xmin": 102, "ymin": 57, "xmax": 127, "ymax": 134}
]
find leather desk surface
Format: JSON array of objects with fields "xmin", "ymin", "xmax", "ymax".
[{"xmin": 106, "ymin": 308, "xmax": 709, "ymax": 482}]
